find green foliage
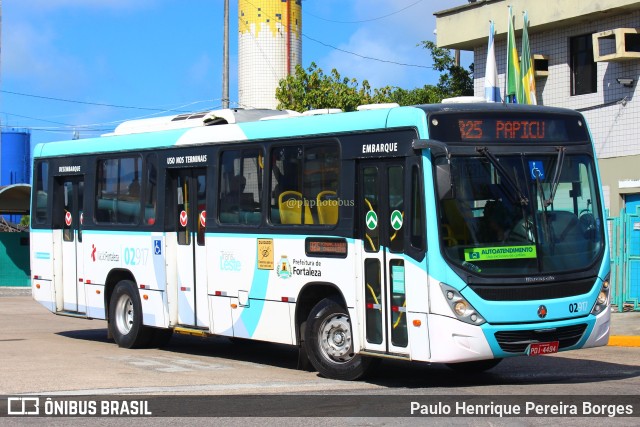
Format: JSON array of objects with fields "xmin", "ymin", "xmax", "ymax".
[
  {"xmin": 276, "ymin": 43, "xmax": 474, "ymax": 112},
  {"xmin": 420, "ymin": 41, "xmax": 474, "ymax": 98},
  {"xmin": 20, "ymin": 216, "xmax": 30, "ymax": 227},
  {"xmin": 275, "ymin": 62, "xmax": 371, "ymax": 112}
]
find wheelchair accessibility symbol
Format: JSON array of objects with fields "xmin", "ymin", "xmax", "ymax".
[
  {"xmin": 529, "ymin": 161, "xmax": 545, "ymax": 180},
  {"xmin": 153, "ymin": 239, "xmax": 162, "ymax": 255}
]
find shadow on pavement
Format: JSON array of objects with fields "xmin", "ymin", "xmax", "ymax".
[{"xmin": 57, "ymin": 327, "xmax": 640, "ymax": 389}]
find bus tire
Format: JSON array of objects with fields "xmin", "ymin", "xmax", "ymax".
[
  {"xmin": 304, "ymin": 298, "xmax": 376, "ymax": 381},
  {"xmin": 108, "ymin": 280, "xmax": 153, "ymax": 349},
  {"xmin": 446, "ymin": 358, "xmax": 502, "ymax": 374}
]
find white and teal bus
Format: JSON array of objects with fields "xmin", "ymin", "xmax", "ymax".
[{"xmin": 30, "ymin": 103, "xmax": 610, "ymax": 380}]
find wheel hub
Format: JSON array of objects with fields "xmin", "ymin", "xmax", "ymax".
[
  {"xmin": 319, "ymin": 314, "xmax": 354, "ymax": 362},
  {"xmin": 115, "ymin": 294, "xmax": 134, "ymax": 335}
]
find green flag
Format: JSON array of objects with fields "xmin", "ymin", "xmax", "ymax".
[
  {"xmin": 520, "ymin": 11, "xmax": 537, "ymax": 104},
  {"xmin": 506, "ymin": 6, "xmax": 521, "ymax": 103}
]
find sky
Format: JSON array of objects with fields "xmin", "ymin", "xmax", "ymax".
[{"xmin": 1, "ymin": 0, "xmax": 471, "ymax": 147}]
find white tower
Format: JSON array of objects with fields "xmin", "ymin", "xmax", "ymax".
[{"xmin": 238, "ymin": 0, "xmax": 302, "ymax": 109}]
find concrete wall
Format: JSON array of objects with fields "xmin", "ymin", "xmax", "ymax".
[
  {"xmin": 600, "ymin": 155, "xmax": 640, "ymax": 214},
  {"xmin": 436, "ymin": 0, "xmax": 640, "ymax": 50}
]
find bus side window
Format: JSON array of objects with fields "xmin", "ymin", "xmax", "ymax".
[
  {"xmin": 269, "ymin": 144, "xmax": 339, "ymax": 226},
  {"xmin": 219, "ymin": 149, "xmax": 263, "ymax": 225},
  {"xmin": 270, "ymin": 146, "xmax": 304, "ymax": 225},
  {"xmin": 144, "ymin": 154, "xmax": 158, "ymax": 225},
  {"xmin": 410, "ymin": 165, "xmax": 425, "ymax": 251},
  {"xmin": 34, "ymin": 161, "xmax": 49, "ymax": 226},
  {"xmin": 95, "ymin": 156, "xmax": 142, "ymax": 225}
]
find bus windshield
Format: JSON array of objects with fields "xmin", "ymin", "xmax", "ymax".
[{"xmin": 437, "ymin": 151, "xmax": 604, "ymax": 276}]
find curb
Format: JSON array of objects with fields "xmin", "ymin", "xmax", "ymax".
[{"xmin": 608, "ymin": 336, "xmax": 640, "ymax": 347}]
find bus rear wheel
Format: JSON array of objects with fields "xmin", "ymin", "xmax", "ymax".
[
  {"xmin": 304, "ymin": 298, "xmax": 377, "ymax": 381},
  {"xmin": 108, "ymin": 280, "xmax": 153, "ymax": 348}
]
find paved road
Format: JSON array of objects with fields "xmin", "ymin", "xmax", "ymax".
[{"xmin": 1, "ymin": 292, "xmax": 639, "ymax": 425}]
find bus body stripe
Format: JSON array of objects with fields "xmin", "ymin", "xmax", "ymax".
[{"xmin": 234, "ymin": 268, "xmax": 269, "ymax": 338}]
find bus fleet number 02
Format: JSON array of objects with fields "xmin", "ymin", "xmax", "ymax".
[
  {"xmin": 123, "ymin": 248, "xmax": 149, "ymax": 266},
  {"xmin": 569, "ymin": 301, "xmax": 588, "ymax": 313}
]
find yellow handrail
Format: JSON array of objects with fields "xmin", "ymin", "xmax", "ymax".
[
  {"xmin": 366, "ymin": 283, "xmax": 380, "ymax": 305},
  {"xmin": 393, "ymin": 301, "xmax": 406, "ymax": 329}
]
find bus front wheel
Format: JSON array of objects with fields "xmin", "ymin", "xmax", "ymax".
[
  {"xmin": 108, "ymin": 280, "xmax": 152, "ymax": 348},
  {"xmin": 304, "ymin": 297, "xmax": 377, "ymax": 381}
]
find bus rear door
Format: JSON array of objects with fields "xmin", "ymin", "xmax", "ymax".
[
  {"xmin": 170, "ymin": 168, "xmax": 209, "ymax": 328},
  {"xmin": 55, "ymin": 175, "xmax": 85, "ymax": 313}
]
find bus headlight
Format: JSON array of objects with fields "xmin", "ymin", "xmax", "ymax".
[
  {"xmin": 590, "ymin": 276, "xmax": 610, "ymax": 315},
  {"xmin": 454, "ymin": 301, "xmax": 468, "ymax": 316},
  {"xmin": 441, "ymin": 283, "xmax": 485, "ymax": 325}
]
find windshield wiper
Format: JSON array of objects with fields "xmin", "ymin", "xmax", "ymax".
[
  {"xmin": 543, "ymin": 147, "xmax": 566, "ymax": 207},
  {"xmin": 476, "ymin": 147, "xmax": 529, "ymax": 206}
]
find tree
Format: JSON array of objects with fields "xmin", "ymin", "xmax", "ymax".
[
  {"xmin": 276, "ymin": 43, "xmax": 473, "ymax": 112},
  {"xmin": 420, "ymin": 41, "xmax": 474, "ymax": 99},
  {"xmin": 275, "ymin": 62, "xmax": 372, "ymax": 112}
]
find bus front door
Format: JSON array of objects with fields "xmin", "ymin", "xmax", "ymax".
[
  {"xmin": 358, "ymin": 161, "xmax": 409, "ymax": 356},
  {"xmin": 56, "ymin": 175, "xmax": 85, "ymax": 313},
  {"xmin": 171, "ymin": 168, "xmax": 209, "ymax": 328}
]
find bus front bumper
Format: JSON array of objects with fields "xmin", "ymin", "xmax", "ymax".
[{"xmin": 425, "ymin": 307, "xmax": 609, "ymax": 363}]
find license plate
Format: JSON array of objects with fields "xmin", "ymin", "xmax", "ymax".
[{"xmin": 527, "ymin": 341, "xmax": 559, "ymax": 356}]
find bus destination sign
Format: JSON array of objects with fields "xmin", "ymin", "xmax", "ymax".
[
  {"xmin": 458, "ymin": 119, "xmax": 548, "ymax": 140},
  {"xmin": 429, "ymin": 114, "xmax": 589, "ymax": 143}
]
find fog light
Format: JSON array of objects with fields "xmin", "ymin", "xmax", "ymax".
[
  {"xmin": 447, "ymin": 291, "xmax": 455, "ymax": 300},
  {"xmin": 470, "ymin": 313, "xmax": 478, "ymax": 323},
  {"xmin": 597, "ymin": 291, "xmax": 607, "ymax": 305}
]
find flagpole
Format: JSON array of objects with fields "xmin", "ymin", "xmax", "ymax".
[
  {"xmin": 485, "ymin": 20, "xmax": 501, "ymax": 103},
  {"xmin": 504, "ymin": 6, "xmax": 510, "ymax": 103},
  {"xmin": 521, "ymin": 10, "xmax": 537, "ymax": 105},
  {"xmin": 506, "ymin": 5, "xmax": 521, "ymax": 103}
]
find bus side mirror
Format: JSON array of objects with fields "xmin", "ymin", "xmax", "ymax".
[
  {"xmin": 436, "ymin": 163, "xmax": 455, "ymax": 200},
  {"xmin": 412, "ymin": 139, "xmax": 455, "ymax": 200}
]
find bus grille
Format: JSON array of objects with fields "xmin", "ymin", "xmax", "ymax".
[
  {"xmin": 494, "ymin": 324, "xmax": 588, "ymax": 353},
  {"xmin": 469, "ymin": 278, "xmax": 596, "ymax": 301}
]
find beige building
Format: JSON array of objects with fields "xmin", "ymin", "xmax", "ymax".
[{"xmin": 435, "ymin": 0, "xmax": 640, "ymax": 215}]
